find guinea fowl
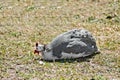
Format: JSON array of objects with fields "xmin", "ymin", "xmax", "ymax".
[{"xmin": 34, "ymin": 29, "xmax": 99, "ymax": 61}]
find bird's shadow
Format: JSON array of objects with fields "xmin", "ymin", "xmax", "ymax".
[{"xmin": 40, "ymin": 52, "xmax": 100, "ymax": 63}]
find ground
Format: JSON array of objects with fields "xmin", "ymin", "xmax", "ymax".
[{"xmin": 0, "ymin": 0, "xmax": 120, "ymax": 80}]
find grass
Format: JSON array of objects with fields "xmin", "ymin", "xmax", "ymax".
[{"xmin": 0, "ymin": 0, "xmax": 120, "ymax": 80}]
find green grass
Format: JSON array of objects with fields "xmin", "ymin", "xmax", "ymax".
[{"xmin": 0, "ymin": 0, "xmax": 120, "ymax": 80}]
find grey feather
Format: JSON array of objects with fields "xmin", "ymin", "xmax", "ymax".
[{"xmin": 44, "ymin": 29, "xmax": 98, "ymax": 58}]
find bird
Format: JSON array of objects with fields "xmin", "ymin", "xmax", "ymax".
[{"xmin": 34, "ymin": 29, "xmax": 99, "ymax": 61}]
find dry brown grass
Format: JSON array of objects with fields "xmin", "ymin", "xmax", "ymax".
[{"xmin": 0, "ymin": 0, "xmax": 120, "ymax": 80}]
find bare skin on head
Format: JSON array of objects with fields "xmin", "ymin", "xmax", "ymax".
[{"xmin": 34, "ymin": 43, "xmax": 45, "ymax": 55}]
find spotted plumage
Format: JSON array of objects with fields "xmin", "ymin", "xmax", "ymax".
[{"xmin": 34, "ymin": 29, "xmax": 99, "ymax": 60}]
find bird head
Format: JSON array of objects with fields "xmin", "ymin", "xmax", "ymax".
[{"xmin": 34, "ymin": 43, "xmax": 45, "ymax": 55}]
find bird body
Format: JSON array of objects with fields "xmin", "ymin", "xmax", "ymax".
[{"xmin": 34, "ymin": 29, "xmax": 99, "ymax": 60}]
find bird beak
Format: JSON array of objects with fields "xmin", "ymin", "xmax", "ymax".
[
  {"xmin": 34, "ymin": 50, "xmax": 39, "ymax": 55},
  {"xmin": 34, "ymin": 50, "xmax": 42, "ymax": 56}
]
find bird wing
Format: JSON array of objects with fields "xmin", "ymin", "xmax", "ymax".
[{"xmin": 63, "ymin": 39, "xmax": 90, "ymax": 54}]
